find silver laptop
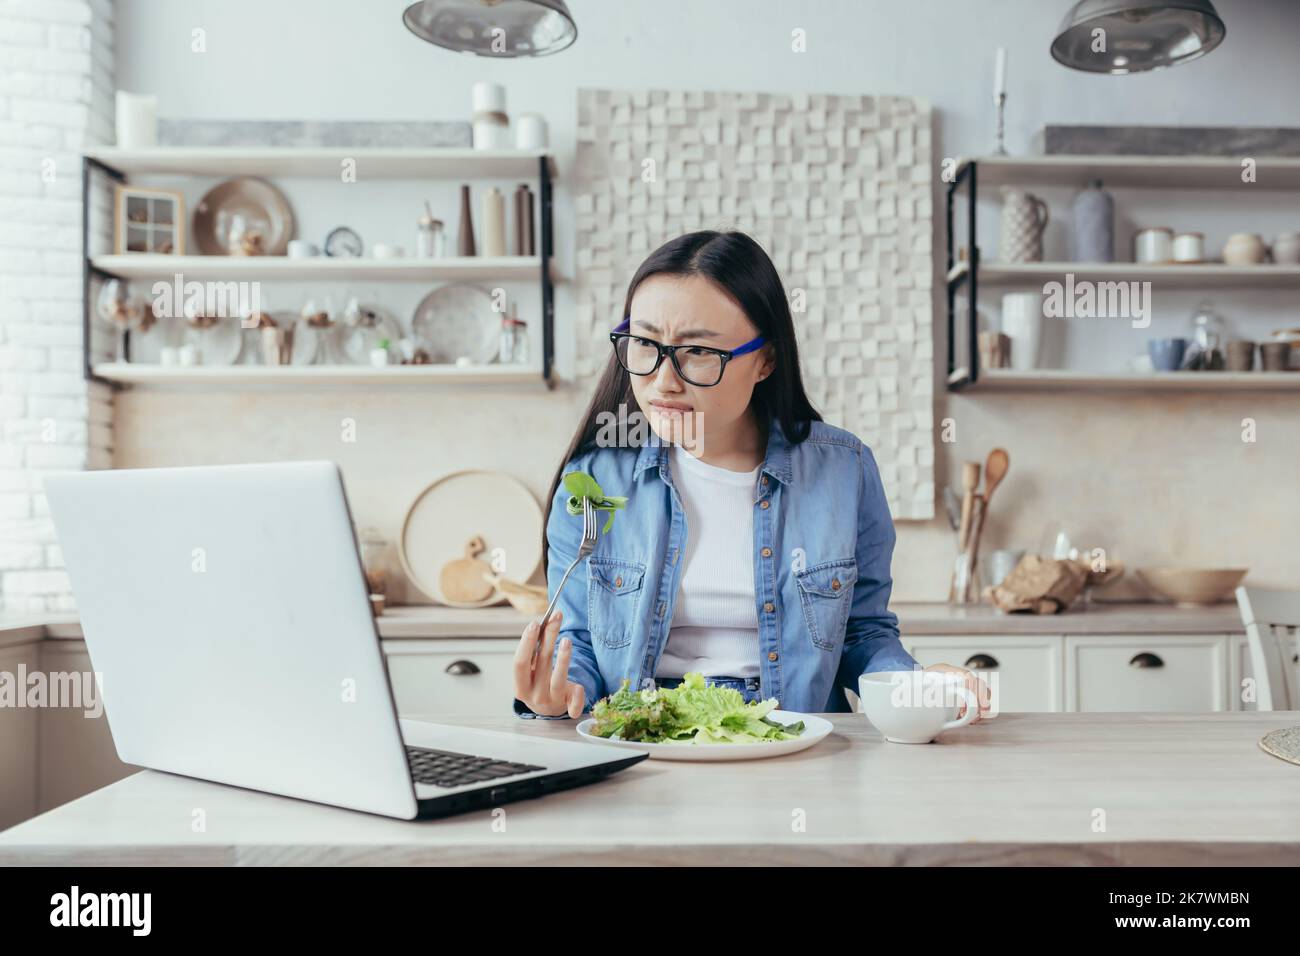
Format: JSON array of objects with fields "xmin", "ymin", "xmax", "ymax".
[{"xmin": 43, "ymin": 461, "xmax": 644, "ymax": 820}]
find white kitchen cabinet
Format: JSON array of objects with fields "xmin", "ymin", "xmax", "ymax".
[
  {"xmin": 904, "ymin": 635, "xmax": 1063, "ymax": 713},
  {"xmin": 1065, "ymin": 634, "xmax": 1228, "ymax": 712},
  {"xmin": 383, "ymin": 640, "xmax": 517, "ymax": 717},
  {"xmin": 37, "ymin": 641, "xmax": 134, "ymax": 813},
  {"xmin": 0, "ymin": 642, "xmax": 40, "ymax": 831}
]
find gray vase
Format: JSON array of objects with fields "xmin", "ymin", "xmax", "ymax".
[{"xmin": 1070, "ymin": 179, "xmax": 1113, "ymax": 262}]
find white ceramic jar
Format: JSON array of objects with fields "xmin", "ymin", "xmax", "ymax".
[
  {"xmin": 1134, "ymin": 227, "xmax": 1173, "ymax": 264},
  {"xmin": 1172, "ymin": 231, "xmax": 1204, "ymax": 263},
  {"xmin": 1223, "ymin": 232, "xmax": 1268, "ymax": 265}
]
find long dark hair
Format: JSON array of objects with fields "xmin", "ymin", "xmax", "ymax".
[{"xmin": 543, "ymin": 230, "xmax": 821, "ymax": 554}]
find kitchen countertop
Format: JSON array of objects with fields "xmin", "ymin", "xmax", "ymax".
[
  {"xmin": 1, "ymin": 710, "xmax": 1296, "ymax": 866},
  {"xmin": 0, "ymin": 601, "xmax": 1245, "ymax": 646}
]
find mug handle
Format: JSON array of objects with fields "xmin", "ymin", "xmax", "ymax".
[
  {"xmin": 1031, "ymin": 196, "xmax": 1050, "ymax": 236},
  {"xmin": 940, "ymin": 684, "xmax": 980, "ymax": 732}
]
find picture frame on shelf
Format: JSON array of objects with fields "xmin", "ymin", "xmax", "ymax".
[{"xmin": 113, "ymin": 184, "xmax": 185, "ymax": 255}]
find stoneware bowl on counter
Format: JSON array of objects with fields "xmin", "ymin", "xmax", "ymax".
[{"xmin": 1136, "ymin": 567, "xmax": 1248, "ymax": 607}]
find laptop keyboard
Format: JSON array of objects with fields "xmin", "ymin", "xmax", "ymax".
[{"xmin": 405, "ymin": 745, "xmax": 546, "ymax": 789}]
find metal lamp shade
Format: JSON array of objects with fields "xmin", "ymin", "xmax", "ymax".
[
  {"xmin": 403, "ymin": 0, "xmax": 577, "ymax": 57},
  {"xmin": 1051, "ymin": 0, "xmax": 1225, "ymax": 74}
]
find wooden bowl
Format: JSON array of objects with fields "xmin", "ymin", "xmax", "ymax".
[{"xmin": 1136, "ymin": 568, "xmax": 1248, "ymax": 607}]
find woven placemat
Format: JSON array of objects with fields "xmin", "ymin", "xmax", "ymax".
[{"xmin": 1260, "ymin": 726, "xmax": 1300, "ymax": 766}]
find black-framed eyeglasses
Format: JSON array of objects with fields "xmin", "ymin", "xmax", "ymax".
[{"xmin": 609, "ymin": 318, "xmax": 766, "ymax": 388}]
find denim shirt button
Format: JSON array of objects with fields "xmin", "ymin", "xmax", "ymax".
[
  {"xmin": 768, "ymin": 651, "xmax": 779, "ymax": 662},
  {"xmin": 763, "ymin": 601, "xmax": 775, "ymax": 613},
  {"xmin": 761, "ymin": 547, "xmax": 772, "ymax": 558},
  {"xmin": 759, "ymin": 500, "xmax": 770, "ymax": 510}
]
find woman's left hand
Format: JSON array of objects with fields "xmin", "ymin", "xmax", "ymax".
[{"xmin": 922, "ymin": 663, "xmax": 993, "ymax": 723}]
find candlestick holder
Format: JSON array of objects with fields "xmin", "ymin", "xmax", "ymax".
[{"xmin": 992, "ymin": 92, "xmax": 1008, "ymax": 156}]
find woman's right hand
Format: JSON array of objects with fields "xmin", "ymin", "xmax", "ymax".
[{"xmin": 512, "ymin": 610, "xmax": 587, "ymax": 718}]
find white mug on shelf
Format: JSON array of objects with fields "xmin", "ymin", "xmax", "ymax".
[{"xmin": 1000, "ymin": 292, "xmax": 1044, "ymax": 371}]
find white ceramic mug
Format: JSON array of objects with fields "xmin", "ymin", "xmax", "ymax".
[
  {"xmin": 1000, "ymin": 292, "xmax": 1044, "ymax": 370},
  {"xmin": 858, "ymin": 670, "xmax": 979, "ymax": 744}
]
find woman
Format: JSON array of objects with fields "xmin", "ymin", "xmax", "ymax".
[{"xmin": 512, "ymin": 230, "xmax": 989, "ymax": 722}]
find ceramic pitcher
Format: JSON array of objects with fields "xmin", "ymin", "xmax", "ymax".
[{"xmin": 999, "ymin": 188, "xmax": 1050, "ymax": 262}]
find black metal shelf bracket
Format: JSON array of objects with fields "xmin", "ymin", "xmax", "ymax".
[
  {"xmin": 82, "ymin": 155, "xmax": 127, "ymax": 388},
  {"xmin": 538, "ymin": 155, "xmax": 555, "ymax": 389},
  {"xmin": 944, "ymin": 160, "xmax": 978, "ymax": 391}
]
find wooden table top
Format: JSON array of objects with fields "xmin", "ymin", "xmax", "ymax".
[{"xmin": 2, "ymin": 710, "xmax": 1297, "ymax": 866}]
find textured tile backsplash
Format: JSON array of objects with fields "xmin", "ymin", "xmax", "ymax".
[{"xmin": 573, "ymin": 89, "xmax": 935, "ymax": 519}]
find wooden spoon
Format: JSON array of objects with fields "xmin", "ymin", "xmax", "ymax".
[
  {"xmin": 957, "ymin": 461, "xmax": 981, "ymax": 552},
  {"xmin": 982, "ymin": 448, "xmax": 1010, "ymax": 509},
  {"xmin": 966, "ymin": 449, "xmax": 1009, "ymax": 597}
]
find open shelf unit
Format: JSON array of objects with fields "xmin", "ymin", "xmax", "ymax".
[
  {"xmin": 82, "ymin": 146, "xmax": 557, "ymax": 389},
  {"xmin": 958, "ymin": 369, "xmax": 1300, "ymax": 392},
  {"xmin": 945, "ymin": 155, "xmax": 1300, "ymax": 392},
  {"xmin": 90, "ymin": 362, "xmax": 546, "ymax": 388}
]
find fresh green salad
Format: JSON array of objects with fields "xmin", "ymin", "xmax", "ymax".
[
  {"xmin": 563, "ymin": 471, "xmax": 627, "ymax": 534},
  {"xmin": 590, "ymin": 672, "xmax": 805, "ymax": 744}
]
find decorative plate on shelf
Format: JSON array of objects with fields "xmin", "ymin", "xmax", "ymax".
[
  {"xmin": 411, "ymin": 284, "xmax": 498, "ymax": 365},
  {"xmin": 327, "ymin": 301, "xmax": 403, "ymax": 365},
  {"xmin": 182, "ymin": 316, "xmax": 243, "ymax": 365},
  {"xmin": 192, "ymin": 177, "xmax": 295, "ymax": 256}
]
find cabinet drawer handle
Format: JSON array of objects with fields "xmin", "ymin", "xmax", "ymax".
[
  {"xmin": 964, "ymin": 653, "xmax": 999, "ymax": 670},
  {"xmin": 1129, "ymin": 652, "xmax": 1164, "ymax": 669},
  {"xmin": 444, "ymin": 660, "xmax": 481, "ymax": 676}
]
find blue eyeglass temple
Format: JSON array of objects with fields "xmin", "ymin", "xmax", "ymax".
[{"xmin": 612, "ymin": 318, "xmax": 766, "ymax": 356}]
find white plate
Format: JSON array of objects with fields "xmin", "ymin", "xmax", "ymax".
[
  {"xmin": 575, "ymin": 710, "xmax": 832, "ymax": 761},
  {"xmin": 411, "ymin": 284, "xmax": 498, "ymax": 365},
  {"xmin": 399, "ymin": 470, "xmax": 543, "ymax": 608}
]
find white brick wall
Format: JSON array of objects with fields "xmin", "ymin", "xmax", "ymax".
[{"xmin": 0, "ymin": 0, "xmax": 115, "ymax": 615}]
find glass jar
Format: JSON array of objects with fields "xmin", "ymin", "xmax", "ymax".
[
  {"xmin": 498, "ymin": 315, "xmax": 517, "ymax": 363},
  {"xmin": 416, "ymin": 216, "xmax": 444, "ymax": 258}
]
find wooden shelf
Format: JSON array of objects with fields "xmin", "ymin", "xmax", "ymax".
[
  {"xmin": 960, "ymin": 369, "xmax": 1300, "ymax": 391},
  {"xmin": 91, "ymin": 254, "xmax": 548, "ymax": 282},
  {"xmin": 85, "ymin": 147, "xmax": 556, "ymax": 180},
  {"xmin": 91, "ymin": 362, "xmax": 546, "ymax": 388},
  {"xmin": 975, "ymin": 262, "xmax": 1300, "ymax": 288},
  {"xmin": 955, "ymin": 154, "xmax": 1300, "ymax": 190}
]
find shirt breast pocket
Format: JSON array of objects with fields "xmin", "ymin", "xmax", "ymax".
[
  {"xmin": 794, "ymin": 558, "xmax": 858, "ymax": 651},
  {"xmin": 587, "ymin": 557, "xmax": 646, "ymax": 650}
]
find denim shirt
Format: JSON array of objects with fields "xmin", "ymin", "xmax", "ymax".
[{"xmin": 513, "ymin": 417, "xmax": 919, "ymax": 718}]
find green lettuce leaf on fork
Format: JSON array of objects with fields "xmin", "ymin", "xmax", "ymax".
[
  {"xmin": 563, "ymin": 471, "xmax": 627, "ymax": 534},
  {"xmin": 590, "ymin": 672, "xmax": 804, "ymax": 744}
]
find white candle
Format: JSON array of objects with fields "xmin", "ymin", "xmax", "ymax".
[{"xmin": 994, "ymin": 48, "xmax": 1006, "ymax": 98}]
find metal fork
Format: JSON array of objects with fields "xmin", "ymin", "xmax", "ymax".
[{"xmin": 531, "ymin": 497, "xmax": 598, "ymax": 672}]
